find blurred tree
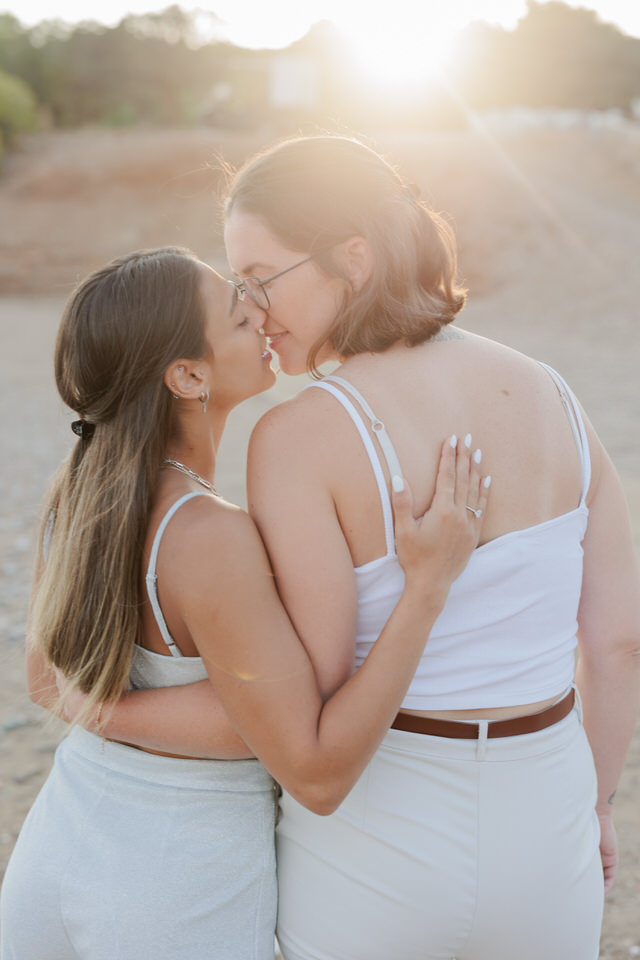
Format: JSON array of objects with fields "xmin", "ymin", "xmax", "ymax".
[
  {"xmin": 0, "ymin": 67, "xmax": 37, "ymax": 157},
  {"xmin": 0, "ymin": 6, "xmax": 231, "ymax": 127},
  {"xmin": 0, "ymin": 2, "xmax": 639, "ymax": 136},
  {"xmin": 451, "ymin": 1, "xmax": 640, "ymax": 111}
]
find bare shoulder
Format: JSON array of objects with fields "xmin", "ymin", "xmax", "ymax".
[
  {"xmin": 249, "ymin": 386, "xmax": 345, "ymax": 469},
  {"xmin": 452, "ymin": 328, "xmax": 543, "ymax": 371},
  {"xmin": 452, "ymin": 330, "xmax": 590, "ymax": 402},
  {"xmin": 580, "ymin": 410, "xmax": 606, "ymax": 505},
  {"xmin": 251, "ymin": 386, "xmax": 334, "ymax": 433},
  {"xmin": 159, "ymin": 494, "xmax": 268, "ymax": 583}
]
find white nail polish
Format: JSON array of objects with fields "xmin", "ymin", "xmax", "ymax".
[
  {"xmin": 392, "ymin": 474, "xmax": 404, "ymax": 493},
  {"xmin": 450, "ymin": 434, "xmax": 457, "ymax": 448},
  {"xmin": 484, "ymin": 475, "xmax": 492, "ymax": 488},
  {"xmin": 464, "ymin": 433, "xmax": 472, "ymax": 448},
  {"xmin": 474, "ymin": 449, "xmax": 482, "ymax": 464}
]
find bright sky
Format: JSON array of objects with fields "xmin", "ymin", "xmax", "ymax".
[{"xmin": 4, "ymin": 0, "xmax": 640, "ymax": 90}]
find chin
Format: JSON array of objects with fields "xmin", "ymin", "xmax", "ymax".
[
  {"xmin": 277, "ymin": 355, "xmax": 308, "ymax": 377},
  {"xmin": 256, "ymin": 366, "xmax": 278, "ymax": 394}
]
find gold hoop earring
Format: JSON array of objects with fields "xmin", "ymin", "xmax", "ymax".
[{"xmin": 199, "ymin": 390, "xmax": 210, "ymax": 414}]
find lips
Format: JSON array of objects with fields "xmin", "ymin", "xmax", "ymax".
[{"xmin": 266, "ymin": 332, "xmax": 287, "ymax": 352}]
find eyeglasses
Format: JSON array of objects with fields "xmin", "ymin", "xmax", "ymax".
[{"xmin": 230, "ymin": 251, "xmax": 327, "ymax": 311}]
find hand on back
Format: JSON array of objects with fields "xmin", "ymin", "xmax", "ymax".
[{"xmin": 392, "ymin": 434, "xmax": 490, "ymax": 597}]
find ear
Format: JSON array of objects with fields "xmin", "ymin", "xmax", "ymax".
[
  {"xmin": 163, "ymin": 359, "xmax": 211, "ymax": 400},
  {"xmin": 340, "ymin": 236, "xmax": 373, "ymax": 293}
]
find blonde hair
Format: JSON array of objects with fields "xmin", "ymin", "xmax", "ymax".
[
  {"xmin": 30, "ymin": 247, "xmax": 207, "ymax": 714},
  {"xmin": 224, "ymin": 135, "xmax": 465, "ymax": 373}
]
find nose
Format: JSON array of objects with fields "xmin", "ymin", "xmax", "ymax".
[{"xmin": 244, "ymin": 298, "xmax": 267, "ymax": 332}]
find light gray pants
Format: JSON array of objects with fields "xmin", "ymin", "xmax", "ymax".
[
  {"xmin": 1, "ymin": 729, "xmax": 277, "ymax": 960},
  {"xmin": 277, "ymin": 702, "xmax": 604, "ymax": 960}
]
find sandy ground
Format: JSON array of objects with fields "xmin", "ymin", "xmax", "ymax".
[{"xmin": 1, "ymin": 124, "xmax": 639, "ymax": 955}]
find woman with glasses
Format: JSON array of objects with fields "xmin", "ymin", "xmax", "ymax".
[
  {"xmin": 0, "ymin": 246, "xmax": 487, "ymax": 960},
  {"xmin": 43, "ymin": 136, "xmax": 639, "ymax": 959},
  {"xmin": 222, "ymin": 137, "xmax": 639, "ymax": 960}
]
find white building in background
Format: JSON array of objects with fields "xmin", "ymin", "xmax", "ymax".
[{"xmin": 268, "ymin": 56, "xmax": 319, "ymax": 111}]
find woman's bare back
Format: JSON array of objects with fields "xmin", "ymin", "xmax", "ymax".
[{"xmin": 278, "ymin": 328, "xmax": 594, "ymax": 722}]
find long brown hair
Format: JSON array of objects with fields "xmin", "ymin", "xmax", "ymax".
[
  {"xmin": 224, "ymin": 135, "xmax": 466, "ymax": 373},
  {"xmin": 30, "ymin": 247, "xmax": 207, "ymax": 709}
]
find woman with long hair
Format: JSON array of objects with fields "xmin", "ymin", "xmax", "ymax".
[
  {"xmin": 74, "ymin": 136, "xmax": 640, "ymax": 960},
  {"xmin": 0, "ymin": 245, "xmax": 487, "ymax": 960}
]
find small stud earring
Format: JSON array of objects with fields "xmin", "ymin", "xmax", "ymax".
[
  {"xmin": 199, "ymin": 389, "xmax": 210, "ymax": 414},
  {"xmin": 258, "ymin": 327, "xmax": 265, "ymax": 336}
]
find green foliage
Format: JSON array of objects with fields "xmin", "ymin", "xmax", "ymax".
[
  {"xmin": 449, "ymin": 2, "xmax": 640, "ymax": 111},
  {"xmin": 0, "ymin": 3, "xmax": 638, "ymax": 134},
  {"xmin": 0, "ymin": 67, "xmax": 37, "ymax": 146},
  {"xmin": 0, "ymin": 7, "xmax": 231, "ymax": 128}
]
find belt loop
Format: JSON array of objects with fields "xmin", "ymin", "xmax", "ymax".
[
  {"xmin": 572, "ymin": 682, "xmax": 583, "ymax": 723},
  {"xmin": 476, "ymin": 720, "xmax": 489, "ymax": 760}
]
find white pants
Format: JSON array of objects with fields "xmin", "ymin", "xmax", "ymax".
[
  {"xmin": 276, "ymin": 703, "xmax": 604, "ymax": 960},
  {"xmin": 1, "ymin": 729, "xmax": 278, "ymax": 960}
]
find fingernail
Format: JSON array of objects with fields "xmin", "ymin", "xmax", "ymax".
[
  {"xmin": 392, "ymin": 474, "xmax": 404, "ymax": 493},
  {"xmin": 450, "ymin": 434, "xmax": 457, "ymax": 448},
  {"xmin": 464, "ymin": 433, "xmax": 472, "ymax": 449},
  {"xmin": 474, "ymin": 449, "xmax": 482, "ymax": 464},
  {"xmin": 484, "ymin": 475, "xmax": 492, "ymax": 488}
]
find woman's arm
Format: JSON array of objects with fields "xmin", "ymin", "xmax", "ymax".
[
  {"xmin": 62, "ymin": 679, "xmax": 254, "ymax": 759},
  {"xmin": 575, "ymin": 427, "xmax": 640, "ymax": 892},
  {"xmin": 67, "ymin": 434, "xmax": 485, "ymax": 807},
  {"xmin": 31, "ymin": 525, "xmax": 253, "ymax": 759},
  {"xmin": 181, "ymin": 433, "xmax": 485, "ymax": 813}
]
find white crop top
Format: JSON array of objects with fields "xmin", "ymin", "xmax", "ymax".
[
  {"xmin": 130, "ymin": 492, "xmax": 210, "ymax": 690},
  {"xmin": 308, "ymin": 364, "xmax": 590, "ymax": 710}
]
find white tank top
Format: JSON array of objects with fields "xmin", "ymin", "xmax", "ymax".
[
  {"xmin": 129, "ymin": 492, "xmax": 210, "ymax": 690},
  {"xmin": 308, "ymin": 364, "xmax": 590, "ymax": 710}
]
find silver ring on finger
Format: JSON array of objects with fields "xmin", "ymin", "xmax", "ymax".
[{"xmin": 465, "ymin": 505, "xmax": 483, "ymax": 519}]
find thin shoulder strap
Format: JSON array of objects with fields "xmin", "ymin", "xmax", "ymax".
[
  {"xmin": 324, "ymin": 376, "xmax": 404, "ymax": 480},
  {"xmin": 305, "ymin": 377, "xmax": 401, "ymax": 555},
  {"xmin": 145, "ymin": 491, "xmax": 210, "ymax": 657},
  {"xmin": 539, "ymin": 362, "xmax": 591, "ymax": 503}
]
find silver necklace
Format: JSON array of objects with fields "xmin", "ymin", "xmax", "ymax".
[{"xmin": 161, "ymin": 458, "xmax": 218, "ymax": 495}]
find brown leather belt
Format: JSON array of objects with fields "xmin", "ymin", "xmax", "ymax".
[{"xmin": 391, "ymin": 688, "xmax": 575, "ymax": 740}]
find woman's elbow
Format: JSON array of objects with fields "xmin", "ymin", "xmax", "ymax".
[
  {"xmin": 286, "ymin": 772, "xmax": 350, "ymax": 816},
  {"xmin": 578, "ymin": 637, "xmax": 640, "ymax": 688}
]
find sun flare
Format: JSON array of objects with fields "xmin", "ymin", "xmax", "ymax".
[{"xmin": 347, "ymin": 22, "xmax": 456, "ymax": 92}]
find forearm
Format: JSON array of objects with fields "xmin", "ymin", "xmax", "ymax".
[
  {"xmin": 317, "ymin": 581, "xmax": 446, "ymax": 770},
  {"xmin": 247, "ymin": 580, "xmax": 448, "ymax": 812},
  {"xmin": 576, "ymin": 644, "xmax": 640, "ymax": 815},
  {"xmin": 223, "ymin": 440, "xmax": 484, "ymax": 810},
  {"xmin": 99, "ymin": 681, "xmax": 254, "ymax": 760}
]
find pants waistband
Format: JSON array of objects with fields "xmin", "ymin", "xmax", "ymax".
[
  {"xmin": 62, "ymin": 728, "xmax": 275, "ymax": 792},
  {"xmin": 391, "ymin": 688, "xmax": 575, "ymax": 740}
]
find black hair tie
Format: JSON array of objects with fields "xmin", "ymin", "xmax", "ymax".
[{"xmin": 71, "ymin": 420, "xmax": 95, "ymax": 439}]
